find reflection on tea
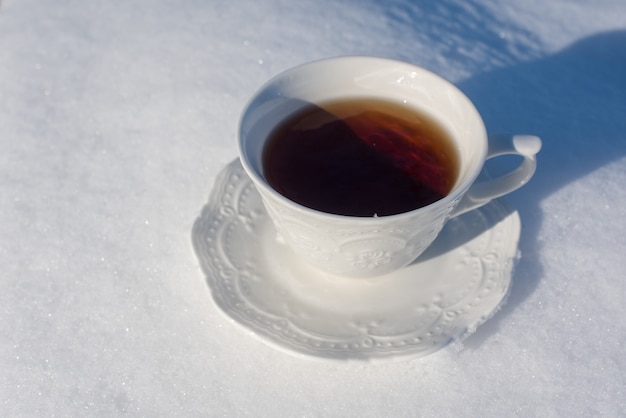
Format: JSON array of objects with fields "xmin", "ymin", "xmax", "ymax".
[{"xmin": 262, "ymin": 98, "xmax": 459, "ymax": 217}]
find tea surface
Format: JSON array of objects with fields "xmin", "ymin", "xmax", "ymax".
[{"xmin": 262, "ymin": 98, "xmax": 459, "ymax": 217}]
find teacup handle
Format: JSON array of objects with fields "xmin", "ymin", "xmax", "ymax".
[{"xmin": 451, "ymin": 134, "xmax": 542, "ymax": 217}]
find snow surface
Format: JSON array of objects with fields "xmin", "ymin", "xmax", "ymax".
[{"xmin": 1, "ymin": 0, "xmax": 625, "ymax": 416}]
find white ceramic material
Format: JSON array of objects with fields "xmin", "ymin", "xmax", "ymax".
[
  {"xmin": 192, "ymin": 160, "xmax": 520, "ymax": 361},
  {"xmin": 239, "ymin": 56, "xmax": 540, "ymax": 277}
]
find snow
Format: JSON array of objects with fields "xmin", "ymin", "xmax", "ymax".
[{"xmin": 1, "ymin": 0, "xmax": 625, "ymax": 416}]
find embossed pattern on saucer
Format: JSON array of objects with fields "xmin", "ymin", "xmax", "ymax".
[{"xmin": 192, "ymin": 160, "xmax": 521, "ymax": 362}]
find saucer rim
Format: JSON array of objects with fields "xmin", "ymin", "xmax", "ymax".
[{"xmin": 192, "ymin": 159, "xmax": 521, "ymax": 362}]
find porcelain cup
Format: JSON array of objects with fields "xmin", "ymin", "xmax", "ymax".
[{"xmin": 238, "ymin": 56, "xmax": 541, "ymax": 278}]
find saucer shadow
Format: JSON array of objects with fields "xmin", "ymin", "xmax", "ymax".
[{"xmin": 448, "ymin": 30, "xmax": 626, "ymax": 347}]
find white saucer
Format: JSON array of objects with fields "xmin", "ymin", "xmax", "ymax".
[{"xmin": 192, "ymin": 159, "xmax": 521, "ymax": 362}]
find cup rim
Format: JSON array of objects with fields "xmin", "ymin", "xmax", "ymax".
[{"xmin": 238, "ymin": 55, "xmax": 487, "ymax": 223}]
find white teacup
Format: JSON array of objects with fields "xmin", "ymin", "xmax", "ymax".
[{"xmin": 239, "ymin": 56, "xmax": 541, "ymax": 278}]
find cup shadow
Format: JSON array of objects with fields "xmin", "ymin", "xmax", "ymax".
[
  {"xmin": 437, "ymin": 30, "xmax": 626, "ymax": 347},
  {"xmin": 192, "ymin": 30, "xmax": 626, "ymax": 352},
  {"xmin": 414, "ymin": 195, "xmax": 516, "ymax": 264}
]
